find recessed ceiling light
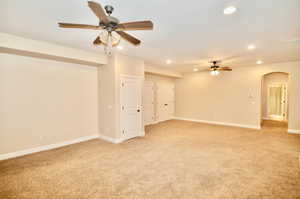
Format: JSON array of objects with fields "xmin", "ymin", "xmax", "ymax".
[
  {"xmin": 166, "ymin": 59, "xmax": 172, "ymax": 64},
  {"xmin": 117, "ymin": 46, "xmax": 123, "ymax": 50},
  {"xmin": 256, "ymin": 60, "xmax": 263, "ymax": 65},
  {"xmin": 224, "ymin": 6, "xmax": 237, "ymax": 15},
  {"xmin": 193, "ymin": 68, "xmax": 199, "ymax": 72},
  {"xmin": 247, "ymin": 44, "xmax": 256, "ymax": 50}
]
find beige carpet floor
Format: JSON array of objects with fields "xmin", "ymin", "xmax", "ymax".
[{"xmin": 1, "ymin": 120, "xmax": 300, "ymax": 199}]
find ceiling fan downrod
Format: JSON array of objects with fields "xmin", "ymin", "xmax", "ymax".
[{"xmin": 104, "ymin": 5, "xmax": 114, "ymax": 16}]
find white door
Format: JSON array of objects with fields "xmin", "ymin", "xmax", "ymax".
[
  {"xmin": 157, "ymin": 83, "xmax": 175, "ymax": 122},
  {"xmin": 143, "ymin": 81, "xmax": 155, "ymax": 125},
  {"xmin": 120, "ymin": 76, "xmax": 142, "ymax": 140},
  {"xmin": 267, "ymin": 83, "xmax": 288, "ymax": 121}
]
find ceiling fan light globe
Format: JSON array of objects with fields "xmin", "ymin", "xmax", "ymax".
[
  {"xmin": 210, "ymin": 70, "xmax": 220, "ymax": 76},
  {"xmin": 99, "ymin": 31, "xmax": 121, "ymax": 47},
  {"xmin": 224, "ymin": 6, "xmax": 237, "ymax": 15}
]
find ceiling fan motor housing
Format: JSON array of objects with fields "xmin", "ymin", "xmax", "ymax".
[
  {"xmin": 99, "ymin": 16, "xmax": 120, "ymax": 30},
  {"xmin": 98, "ymin": 5, "xmax": 119, "ymax": 29},
  {"xmin": 108, "ymin": 16, "xmax": 120, "ymax": 26},
  {"xmin": 209, "ymin": 60, "xmax": 221, "ymax": 69}
]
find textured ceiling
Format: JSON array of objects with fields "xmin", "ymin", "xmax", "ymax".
[{"xmin": 1, "ymin": 0, "xmax": 300, "ymax": 72}]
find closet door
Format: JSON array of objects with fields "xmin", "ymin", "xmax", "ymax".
[
  {"xmin": 120, "ymin": 76, "xmax": 142, "ymax": 140},
  {"xmin": 143, "ymin": 81, "xmax": 155, "ymax": 125},
  {"xmin": 157, "ymin": 82, "xmax": 175, "ymax": 122}
]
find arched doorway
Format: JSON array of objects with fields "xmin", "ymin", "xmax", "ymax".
[{"xmin": 261, "ymin": 72, "xmax": 289, "ymax": 129}]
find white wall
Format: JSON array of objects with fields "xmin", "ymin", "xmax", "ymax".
[
  {"xmin": 0, "ymin": 53, "xmax": 98, "ymax": 154},
  {"xmin": 175, "ymin": 61, "xmax": 300, "ymax": 131}
]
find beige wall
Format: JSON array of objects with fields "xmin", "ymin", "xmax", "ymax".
[
  {"xmin": 116, "ymin": 54, "xmax": 145, "ymax": 77},
  {"xmin": 98, "ymin": 56, "xmax": 117, "ymax": 139},
  {"xmin": 175, "ymin": 61, "xmax": 300, "ymax": 130},
  {"xmin": 0, "ymin": 52, "xmax": 145, "ymax": 154},
  {"xmin": 261, "ymin": 72, "xmax": 289, "ymax": 119},
  {"xmin": 0, "ymin": 53, "xmax": 98, "ymax": 154}
]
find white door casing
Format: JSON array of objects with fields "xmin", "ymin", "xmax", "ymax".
[
  {"xmin": 120, "ymin": 76, "xmax": 143, "ymax": 140},
  {"xmin": 143, "ymin": 81, "xmax": 155, "ymax": 125}
]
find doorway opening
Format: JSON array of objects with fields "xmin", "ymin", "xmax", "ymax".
[{"xmin": 261, "ymin": 72, "xmax": 289, "ymax": 129}]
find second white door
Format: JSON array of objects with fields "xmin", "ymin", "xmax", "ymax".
[
  {"xmin": 143, "ymin": 81, "xmax": 155, "ymax": 125},
  {"xmin": 157, "ymin": 82, "xmax": 175, "ymax": 122}
]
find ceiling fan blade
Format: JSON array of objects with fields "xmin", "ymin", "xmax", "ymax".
[
  {"xmin": 58, "ymin": 23, "xmax": 102, "ymax": 30},
  {"xmin": 88, "ymin": 1, "xmax": 109, "ymax": 24},
  {"xmin": 116, "ymin": 31, "xmax": 141, "ymax": 46},
  {"xmin": 93, "ymin": 36, "xmax": 102, "ymax": 45},
  {"xmin": 117, "ymin": 21, "xmax": 153, "ymax": 31},
  {"xmin": 218, "ymin": 67, "xmax": 232, "ymax": 71}
]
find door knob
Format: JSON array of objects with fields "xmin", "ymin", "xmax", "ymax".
[{"xmin": 137, "ymin": 109, "xmax": 140, "ymax": 112}]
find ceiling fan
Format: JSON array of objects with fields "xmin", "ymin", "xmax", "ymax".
[
  {"xmin": 58, "ymin": 1, "xmax": 153, "ymax": 55},
  {"xmin": 206, "ymin": 61, "xmax": 232, "ymax": 76}
]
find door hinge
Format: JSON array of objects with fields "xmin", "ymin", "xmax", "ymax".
[
  {"xmin": 122, "ymin": 82, "xmax": 124, "ymax": 87},
  {"xmin": 122, "ymin": 106, "xmax": 124, "ymax": 110},
  {"xmin": 122, "ymin": 130, "xmax": 125, "ymax": 134}
]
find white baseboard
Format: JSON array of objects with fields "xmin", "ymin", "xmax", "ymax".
[
  {"xmin": 262, "ymin": 117, "xmax": 287, "ymax": 122},
  {"xmin": 145, "ymin": 121, "xmax": 159, "ymax": 126},
  {"xmin": 173, "ymin": 117, "xmax": 261, "ymax": 130},
  {"xmin": 155, "ymin": 119, "xmax": 173, "ymax": 123},
  {"xmin": 98, "ymin": 134, "xmax": 124, "ymax": 144},
  {"xmin": 98, "ymin": 131, "xmax": 145, "ymax": 144},
  {"xmin": 0, "ymin": 134, "xmax": 99, "ymax": 161},
  {"xmin": 288, "ymin": 129, "xmax": 300, "ymax": 134}
]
